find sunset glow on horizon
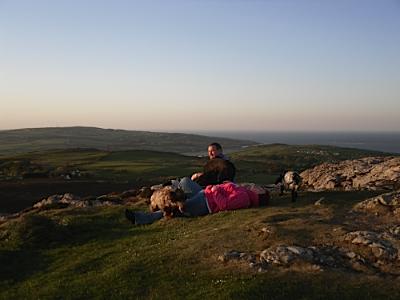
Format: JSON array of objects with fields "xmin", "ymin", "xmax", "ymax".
[{"xmin": 1, "ymin": 0, "xmax": 399, "ymax": 132}]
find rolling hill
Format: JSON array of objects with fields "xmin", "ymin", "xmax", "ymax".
[
  {"xmin": 0, "ymin": 127, "xmax": 257, "ymax": 156},
  {"xmin": 1, "ymin": 143, "xmax": 400, "ymax": 298}
]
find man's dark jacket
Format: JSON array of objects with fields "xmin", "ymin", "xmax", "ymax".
[{"xmin": 194, "ymin": 157, "xmax": 236, "ymax": 187}]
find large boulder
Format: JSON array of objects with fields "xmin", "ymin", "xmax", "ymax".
[
  {"xmin": 353, "ymin": 190, "xmax": 400, "ymax": 215},
  {"xmin": 300, "ymin": 157, "xmax": 400, "ymax": 191}
]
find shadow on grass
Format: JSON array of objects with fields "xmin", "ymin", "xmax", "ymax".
[
  {"xmin": 0, "ymin": 249, "xmax": 49, "ymax": 283},
  {"xmin": 262, "ymin": 212, "xmax": 316, "ymax": 223},
  {"xmin": 230, "ymin": 272, "xmax": 400, "ymax": 300},
  {"xmin": 55, "ymin": 208, "xmax": 163, "ymax": 247},
  {"xmin": 0, "ymin": 209, "xmax": 163, "ymax": 286}
]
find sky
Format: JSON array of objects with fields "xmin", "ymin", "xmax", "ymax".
[{"xmin": 1, "ymin": 0, "xmax": 399, "ymax": 132}]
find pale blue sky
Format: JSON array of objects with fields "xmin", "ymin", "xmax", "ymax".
[{"xmin": 1, "ymin": 0, "xmax": 399, "ymax": 131}]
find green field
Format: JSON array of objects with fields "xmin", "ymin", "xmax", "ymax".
[
  {"xmin": 0, "ymin": 144, "xmax": 390, "ymax": 183},
  {"xmin": 1, "ymin": 190, "xmax": 399, "ymax": 299},
  {"xmin": 0, "ymin": 127, "xmax": 256, "ymax": 156},
  {"xmin": 1, "ymin": 144, "xmax": 399, "ymax": 299}
]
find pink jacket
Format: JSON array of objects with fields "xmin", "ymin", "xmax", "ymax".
[{"xmin": 204, "ymin": 182, "xmax": 259, "ymax": 214}]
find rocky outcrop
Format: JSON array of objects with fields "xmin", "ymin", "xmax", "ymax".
[
  {"xmin": 32, "ymin": 186, "xmax": 155, "ymax": 210},
  {"xmin": 343, "ymin": 231, "xmax": 398, "ymax": 262},
  {"xmin": 353, "ymin": 190, "xmax": 400, "ymax": 215},
  {"xmin": 219, "ymin": 228, "xmax": 400, "ymax": 275},
  {"xmin": 300, "ymin": 157, "xmax": 400, "ymax": 191},
  {"xmin": 0, "ymin": 187, "xmax": 154, "ymax": 224}
]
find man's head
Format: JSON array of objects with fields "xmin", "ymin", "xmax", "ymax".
[{"xmin": 207, "ymin": 142, "xmax": 223, "ymax": 160}]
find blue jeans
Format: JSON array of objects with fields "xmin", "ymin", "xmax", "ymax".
[
  {"xmin": 173, "ymin": 177, "xmax": 202, "ymax": 198},
  {"xmin": 183, "ymin": 190, "xmax": 209, "ymax": 217}
]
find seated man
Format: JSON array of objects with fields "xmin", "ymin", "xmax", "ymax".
[{"xmin": 191, "ymin": 142, "xmax": 236, "ymax": 187}]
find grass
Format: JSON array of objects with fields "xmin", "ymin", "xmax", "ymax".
[
  {"xmin": 232, "ymin": 144, "xmax": 393, "ymax": 181},
  {"xmin": 1, "ymin": 144, "xmax": 396, "ymax": 183},
  {"xmin": 0, "ymin": 149, "xmax": 203, "ymax": 182},
  {"xmin": 1, "ymin": 145, "xmax": 399, "ymax": 298},
  {"xmin": 1, "ymin": 190, "xmax": 399, "ymax": 299},
  {"xmin": 0, "ymin": 127, "xmax": 256, "ymax": 156}
]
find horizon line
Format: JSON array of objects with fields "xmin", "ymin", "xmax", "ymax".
[{"xmin": 1, "ymin": 126, "xmax": 400, "ymax": 134}]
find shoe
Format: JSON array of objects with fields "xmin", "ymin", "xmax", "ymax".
[{"xmin": 125, "ymin": 209, "xmax": 136, "ymax": 224}]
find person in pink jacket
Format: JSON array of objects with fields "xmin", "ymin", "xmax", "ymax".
[
  {"xmin": 125, "ymin": 179, "xmax": 269, "ymax": 225},
  {"xmin": 204, "ymin": 182, "xmax": 260, "ymax": 213}
]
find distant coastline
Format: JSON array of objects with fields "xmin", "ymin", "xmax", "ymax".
[{"xmin": 184, "ymin": 131, "xmax": 400, "ymax": 154}]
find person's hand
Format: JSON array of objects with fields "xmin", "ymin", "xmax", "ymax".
[{"xmin": 191, "ymin": 172, "xmax": 203, "ymax": 181}]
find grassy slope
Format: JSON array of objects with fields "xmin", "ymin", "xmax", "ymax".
[
  {"xmin": 1, "ymin": 145, "xmax": 399, "ymax": 298},
  {"xmin": 1, "ymin": 144, "xmax": 392, "ymax": 183},
  {"xmin": 1, "ymin": 191, "xmax": 399, "ymax": 299},
  {"xmin": 0, "ymin": 127, "xmax": 256, "ymax": 156},
  {"xmin": 0, "ymin": 149, "xmax": 203, "ymax": 182}
]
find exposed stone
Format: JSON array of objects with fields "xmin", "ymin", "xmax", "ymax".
[
  {"xmin": 218, "ymin": 250, "xmax": 246, "ymax": 262},
  {"xmin": 260, "ymin": 245, "xmax": 315, "ymax": 265},
  {"xmin": 120, "ymin": 189, "xmax": 138, "ymax": 198},
  {"xmin": 33, "ymin": 194, "xmax": 64, "ymax": 209},
  {"xmin": 389, "ymin": 225, "xmax": 400, "ymax": 236},
  {"xmin": 346, "ymin": 251, "xmax": 357, "ymax": 259},
  {"xmin": 353, "ymin": 190, "xmax": 400, "ymax": 214},
  {"xmin": 96, "ymin": 194, "xmax": 122, "ymax": 202},
  {"xmin": 219, "ymin": 240, "xmax": 400, "ymax": 275},
  {"xmin": 32, "ymin": 191, "xmax": 126, "ymax": 210},
  {"xmin": 301, "ymin": 157, "xmax": 400, "ymax": 191},
  {"xmin": 314, "ymin": 197, "xmax": 325, "ymax": 206},
  {"xmin": 343, "ymin": 231, "xmax": 398, "ymax": 261}
]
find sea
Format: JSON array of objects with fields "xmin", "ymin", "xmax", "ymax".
[{"xmin": 187, "ymin": 131, "xmax": 400, "ymax": 154}]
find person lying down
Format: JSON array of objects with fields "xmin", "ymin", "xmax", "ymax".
[{"xmin": 125, "ymin": 177, "xmax": 269, "ymax": 225}]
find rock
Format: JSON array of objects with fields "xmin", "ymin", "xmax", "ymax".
[
  {"xmin": 343, "ymin": 231, "xmax": 398, "ymax": 261},
  {"xmin": 217, "ymin": 255, "xmax": 226, "ymax": 262},
  {"xmin": 33, "ymin": 194, "xmax": 63, "ymax": 208},
  {"xmin": 218, "ymin": 250, "xmax": 257, "ymax": 264},
  {"xmin": 218, "ymin": 250, "xmax": 242, "ymax": 262},
  {"xmin": 62, "ymin": 193, "xmax": 78, "ymax": 201},
  {"xmin": 301, "ymin": 157, "xmax": 400, "ymax": 191},
  {"xmin": 60, "ymin": 193, "xmax": 80, "ymax": 204},
  {"xmin": 260, "ymin": 245, "xmax": 314, "ymax": 265},
  {"xmin": 345, "ymin": 231, "xmax": 379, "ymax": 245},
  {"xmin": 311, "ymin": 264, "xmax": 323, "ymax": 272},
  {"xmin": 353, "ymin": 190, "xmax": 400, "ymax": 214},
  {"xmin": 389, "ymin": 225, "xmax": 400, "ymax": 236},
  {"xmin": 249, "ymin": 262, "xmax": 257, "ymax": 268},
  {"xmin": 92, "ymin": 200, "xmax": 103, "ymax": 207},
  {"xmin": 346, "ymin": 251, "xmax": 357, "ymax": 259},
  {"xmin": 73, "ymin": 201, "xmax": 90, "ymax": 208},
  {"xmin": 314, "ymin": 197, "xmax": 325, "ymax": 206},
  {"xmin": 287, "ymin": 246, "xmax": 305, "ymax": 255},
  {"xmin": 0, "ymin": 215, "xmax": 8, "ymax": 223},
  {"xmin": 121, "ymin": 189, "xmax": 138, "ymax": 198},
  {"xmin": 220, "ymin": 241, "xmax": 399, "ymax": 275},
  {"xmin": 96, "ymin": 195, "xmax": 110, "ymax": 201}
]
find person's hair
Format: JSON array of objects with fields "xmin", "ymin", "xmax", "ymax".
[{"xmin": 209, "ymin": 142, "xmax": 222, "ymax": 151}]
